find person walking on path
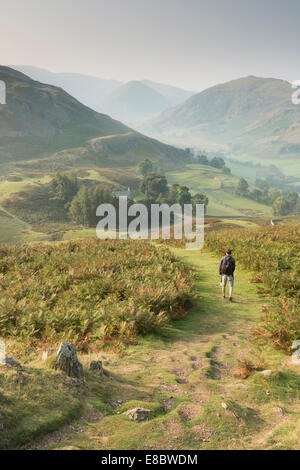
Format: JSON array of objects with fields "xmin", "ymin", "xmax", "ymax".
[{"xmin": 219, "ymin": 249, "xmax": 236, "ymax": 302}]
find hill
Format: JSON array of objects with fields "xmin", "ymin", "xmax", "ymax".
[
  {"xmin": 141, "ymin": 79, "xmax": 195, "ymax": 106},
  {"xmin": 0, "ymin": 66, "xmax": 188, "ymax": 169},
  {"xmin": 10, "ymin": 65, "xmax": 121, "ymax": 110},
  {"xmin": 99, "ymin": 80, "xmax": 171, "ymax": 123},
  {"xmin": 1, "ymin": 234, "xmax": 300, "ymax": 449},
  {"xmin": 0, "ymin": 66, "xmax": 130, "ymax": 163},
  {"xmin": 12, "ymin": 66, "xmax": 195, "ymax": 113},
  {"xmin": 142, "ymin": 76, "xmax": 300, "ymax": 163},
  {"xmin": 166, "ymin": 164, "xmax": 272, "ymax": 217}
]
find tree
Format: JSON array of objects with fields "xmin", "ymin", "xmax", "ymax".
[
  {"xmin": 269, "ymin": 189, "xmax": 281, "ymax": 204},
  {"xmin": 168, "ymin": 184, "xmax": 180, "ymax": 204},
  {"xmin": 286, "ymin": 192, "xmax": 299, "ymax": 213},
  {"xmin": 236, "ymin": 178, "xmax": 249, "ymax": 197},
  {"xmin": 249, "ymin": 189, "xmax": 263, "ymax": 202},
  {"xmin": 210, "ymin": 157, "xmax": 226, "ymax": 169},
  {"xmin": 178, "ymin": 186, "xmax": 192, "ymax": 206},
  {"xmin": 138, "ymin": 159, "xmax": 153, "ymax": 176},
  {"xmin": 192, "ymin": 193, "xmax": 209, "ymax": 212},
  {"xmin": 272, "ymin": 197, "xmax": 290, "ymax": 216},
  {"xmin": 69, "ymin": 186, "xmax": 93, "ymax": 226},
  {"xmin": 69, "ymin": 185, "xmax": 117, "ymax": 227},
  {"xmin": 140, "ymin": 173, "xmax": 168, "ymax": 200},
  {"xmin": 50, "ymin": 173, "xmax": 78, "ymax": 208},
  {"xmin": 222, "ymin": 166, "xmax": 231, "ymax": 174},
  {"xmin": 197, "ymin": 154, "xmax": 209, "ymax": 165}
]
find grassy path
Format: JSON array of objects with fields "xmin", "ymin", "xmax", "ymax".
[{"xmin": 31, "ymin": 250, "xmax": 300, "ymax": 450}]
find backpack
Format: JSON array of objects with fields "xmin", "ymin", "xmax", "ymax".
[{"xmin": 221, "ymin": 256, "xmax": 234, "ymax": 275}]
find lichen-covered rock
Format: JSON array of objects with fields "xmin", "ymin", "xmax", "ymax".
[
  {"xmin": 89, "ymin": 360, "xmax": 103, "ymax": 375},
  {"xmin": 125, "ymin": 407, "xmax": 150, "ymax": 421},
  {"xmin": 55, "ymin": 342, "xmax": 83, "ymax": 378}
]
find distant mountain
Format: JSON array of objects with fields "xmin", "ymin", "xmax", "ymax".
[
  {"xmin": 141, "ymin": 80, "xmax": 195, "ymax": 106},
  {"xmin": 0, "ymin": 66, "xmax": 187, "ymax": 168},
  {"xmin": 142, "ymin": 76, "xmax": 300, "ymax": 161},
  {"xmin": 11, "ymin": 66, "xmax": 195, "ymax": 118},
  {"xmin": 11, "ymin": 65, "xmax": 121, "ymax": 110},
  {"xmin": 99, "ymin": 80, "xmax": 171, "ymax": 123}
]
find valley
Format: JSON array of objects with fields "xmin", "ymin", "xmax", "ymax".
[{"xmin": 0, "ymin": 64, "xmax": 299, "ymax": 452}]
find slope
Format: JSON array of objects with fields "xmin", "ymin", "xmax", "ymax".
[
  {"xmin": 0, "ymin": 66, "xmax": 188, "ymax": 170},
  {"xmin": 10, "ymin": 65, "xmax": 121, "ymax": 110},
  {"xmin": 99, "ymin": 80, "xmax": 171, "ymax": 123},
  {"xmin": 142, "ymin": 76, "xmax": 300, "ymax": 163},
  {"xmin": 10, "ymin": 248, "xmax": 300, "ymax": 451}
]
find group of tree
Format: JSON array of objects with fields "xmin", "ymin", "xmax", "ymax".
[
  {"xmin": 137, "ymin": 159, "xmax": 165, "ymax": 177},
  {"xmin": 69, "ymin": 186, "xmax": 118, "ymax": 226},
  {"xmin": 195, "ymin": 154, "xmax": 231, "ymax": 174},
  {"xmin": 235, "ymin": 177, "xmax": 299, "ymax": 216},
  {"xmin": 47, "ymin": 171, "xmax": 209, "ymax": 228},
  {"xmin": 139, "ymin": 172, "xmax": 208, "ymax": 211},
  {"xmin": 49, "ymin": 173, "xmax": 79, "ymax": 210}
]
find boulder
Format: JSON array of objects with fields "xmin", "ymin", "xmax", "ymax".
[
  {"xmin": 55, "ymin": 342, "xmax": 83, "ymax": 378},
  {"xmin": 89, "ymin": 360, "xmax": 103, "ymax": 375},
  {"xmin": 291, "ymin": 349, "xmax": 300, "ymax": 365},
  {"xmin": 125, "ymin": 407, "xmax": 150, "ymax": 422},
  {"xmin": 291, "ymin": 340, "xmax": 300, "ymax": 351}
]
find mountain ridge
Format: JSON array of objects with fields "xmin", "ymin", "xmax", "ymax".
[
  {"xmin": 141, "ymin": 75, "xmax": 300, "ymax": 161},
  {"xmin": 99, "ymin": 80, "xmax": 171, "ymax": 123},
  {"xmin": 0, "ymin": 66, "xmax": 188, "ymax": 169}
]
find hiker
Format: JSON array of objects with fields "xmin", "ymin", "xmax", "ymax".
[{"xmin": 219, "ymin": 249, "xmax": 235, "ymax": 302}]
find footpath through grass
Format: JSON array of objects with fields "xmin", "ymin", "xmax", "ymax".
[
  {"xmin": 2, "ymin": 249, "xmax": 300, "ymax": 450},
  {"xmin": 18, "ymin": 250, "xmax": 300, "ymax": 449}
]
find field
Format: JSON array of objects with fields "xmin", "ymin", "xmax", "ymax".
[
  {"xmin": 166, "ymin": 164, "xmax": 272, "ymax": 217},
  {"xmin": 0, "ymin": 162, "xmax": 275, "ymax": 245},
  {"xmin": 0, "ymin": 239, "xmax": 193, "ymax": 351},
  {"xmin": 2, "ymin": 245, "xmax": 300, "ymax": 450},
  {"xmin": 0, "ymin": 166, "xmax": 142, "ymax": 243}
]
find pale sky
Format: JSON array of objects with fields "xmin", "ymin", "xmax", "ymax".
[{"xmin": 1, "ymin": 0, "xmax": 299, "ymax": 91}]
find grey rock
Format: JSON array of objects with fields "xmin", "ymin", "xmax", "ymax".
[
  {"xmin": 125, "ymin": 407, "xmax": 151, "ymax": 422},
  {"xmin": 275, "ymin": 407, "xmax": 286, "ymax": 416},
  {"xmin": 291, "ymin": 349, "xmax": 300, "ymax": 365},
  {"xmin": 66, "ymin": 377, "xmax": 86, "ymax": 387},
  {"xmin": 89, "ymin": 360, "xmax": 103, "ymax": 375},
  {"xmin": 291, "ymin": 340, "xmax": 300, "ymax": 351},
  {"xmin": 55, "ymin": 342, "xmax": 83, "ymax": 378},
  {"xmin": 111, "ymin": 400, "xmax": 123, "ymax": 409}
]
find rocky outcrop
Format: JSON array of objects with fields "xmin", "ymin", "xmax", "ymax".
[
  {"xmin": 125, "ymin": 408, "xmax": 150, "ymax": 422},
  {"xmin": 55, "ymin": 342, "xmax": 83, "ymax": 378},
  {"xmin": 89, "ymin": 360, "xmax": 104, "ymax": 375}
]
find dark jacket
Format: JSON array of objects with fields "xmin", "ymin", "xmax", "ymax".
[{"xmin": 219, "ymin": 255, "xmax": 235, "ymax": 276}]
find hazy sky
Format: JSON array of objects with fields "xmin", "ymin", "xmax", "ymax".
[{"xmin": 1, "ymin": 0, "xmax": 299, "ymax": 91}]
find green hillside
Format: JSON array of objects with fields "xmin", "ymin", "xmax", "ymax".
[
  {"xmin": 166, "ymin": 164, "xmax": 272, "ymax": 217},
  {"xmin": 0, "ymin": 66, "xmax": 188, "ymax": 171},
  {"xmin": 142, "ymin": 76, "xmax": 300, "ymax": 168}
]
